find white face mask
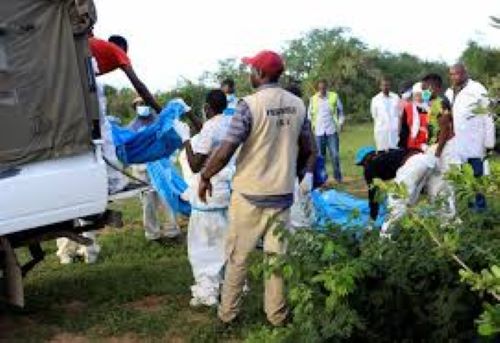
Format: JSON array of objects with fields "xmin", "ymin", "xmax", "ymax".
[{"xmin": 136, "ymin": 105, "xmax": 151, "ymax": 117}]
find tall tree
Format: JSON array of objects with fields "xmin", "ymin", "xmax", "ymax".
[{"xmin": 460, "ymin": 41, "xmax": 500, "ymax": 86}]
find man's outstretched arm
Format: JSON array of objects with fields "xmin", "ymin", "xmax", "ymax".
[
  {"xmin": 122, "ymin": 65, "xmax": 162, "ymax": 113},
  {"xmin": 185, "ymin": 111, "xmax": 203, "ymax": 132}
]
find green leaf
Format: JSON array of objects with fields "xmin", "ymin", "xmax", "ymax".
[
  {"xmin": 478, "ymin": 322, "xmax": 495, "ymax": 336},
  {"xmin": 491, "ymin": 265, "xmax": 500, "ymax": 278}
]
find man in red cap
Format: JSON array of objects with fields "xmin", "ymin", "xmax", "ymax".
[{"xmin": 198, "ymin": 50, "xmax": 315, "ymax": 327}]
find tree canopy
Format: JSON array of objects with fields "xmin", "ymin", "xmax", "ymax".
[{"xmin": 105, "ymin": 27, "xmax": 498, "ymax": 124}]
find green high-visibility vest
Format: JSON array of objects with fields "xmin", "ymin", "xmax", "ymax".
[{"xmin": 310, "ymin": 92, "xmax": 339, "ymax": 129}]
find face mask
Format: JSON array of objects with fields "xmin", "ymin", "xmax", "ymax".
[
  {"xmin": 422, "ymin": 89, "xmax": 432, "ymax": 103},
  {"xmin": 136, "ymin": 105, "xmax": 151, "ymax": 117}
]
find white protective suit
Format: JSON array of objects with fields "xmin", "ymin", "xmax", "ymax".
[
  {"xmin": 381, "ymin": 143, "xmax": 460, "ymax": 233},
  {"xmin": 180, "ymin": 114, "xmax": 235, "ymax": 307},
  {"xmin": 131, "ymin": 164, "xmax": 181, "ymax": 241},
  {"xmin": 370, "ymin": 92, "xmax": 402, "ymax": 151}
]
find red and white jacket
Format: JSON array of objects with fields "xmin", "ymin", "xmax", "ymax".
[{"xmin": 404, "ymin": 102, "xmax": 429, "ymax": 151}]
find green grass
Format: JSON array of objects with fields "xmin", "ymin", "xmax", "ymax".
[{"xmin": 1, "ymin": 123, "xmax": 374, "ymax": 343}]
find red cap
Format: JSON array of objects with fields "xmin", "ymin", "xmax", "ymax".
[{"xmin": 242, "ymin": 50, "xmax": 284, "ymax": 76}]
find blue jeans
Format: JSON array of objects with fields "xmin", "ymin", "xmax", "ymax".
[
  {"xmin": 316, "ymin": 133, "xmax": 342, "ymax": 182},
  {"xmin": 468, "ymin": 158, "xmax": 487, "ymax": 211}
]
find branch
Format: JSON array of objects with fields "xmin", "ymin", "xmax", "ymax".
[
  {"xmin": 491, "ymin": 16, "xmax": 500, "ymax": 29},
  {"xmin": 410, "ymin": 212, "xmax": 500, "ymax": 302}
]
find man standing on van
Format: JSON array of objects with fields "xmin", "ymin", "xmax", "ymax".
[{"xmin": 198, "ymin": 50, "xmax": 315, "ymax": 327}]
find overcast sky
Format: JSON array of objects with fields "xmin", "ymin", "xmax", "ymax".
[{"xmin": 93, "ymin": 0, "xmax": 499, "ymax": 91}]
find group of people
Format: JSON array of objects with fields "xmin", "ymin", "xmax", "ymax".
[
  {"xmin": 56, "ymin": 31, "xmax": 495, "ymax": 328},
  {"xmin": 53, "ymin": 32, "xmax": 315, "ymax": 327},
  {"xmin": 358, "ymin": 66, "xmax": 495, "ymax": 232}
]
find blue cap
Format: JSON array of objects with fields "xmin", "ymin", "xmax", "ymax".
[{"xmin": 355, "ymin": 146, "xmax": 376, "ymax": 165}]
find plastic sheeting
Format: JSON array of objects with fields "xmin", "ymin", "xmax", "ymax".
[
  {"xmin": 311, "ymin": 189, "xmax": 386, "ymax": 229},
  {"xmin": 109, "ymin": 100, "xmax": 191, "ymax": 215},
  {"xmin": 291, "ymin": 180, "xmax": 316, "ymax": 229},
  {"xmin": 146, "ymin": 158, "xmax": 191, "ymax": 216},
  {"xmin": 110, "ymin": 101, "xmax": 185, "ymax": 165}
]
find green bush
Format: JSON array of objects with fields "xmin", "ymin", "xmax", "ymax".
[{"xmin": 249, "ymin": 163, "xmax": 500, "ymax": 342}]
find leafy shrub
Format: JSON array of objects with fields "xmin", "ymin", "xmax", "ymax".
[{"xmin": 249, "ymin": 163, "xmax": 500, "ymax": 342}]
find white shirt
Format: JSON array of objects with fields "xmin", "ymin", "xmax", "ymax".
[
  {"xmin": 370, "ymin": 92, "xmax": 402, "ymax": 151},
  {"xmin": 191, "ymin": 114, "xmax": 231, "ymax": 155},
  {"xmin": 189, "ymin": 114, "xmax": 235, "ymax": 209},
  {"xmin": 445, "ymin": 79, "xmax": 495, "ymax": 161},
  {"xmin": 307, "ymin": 96, "xmax": 345, "ymax": 136}
]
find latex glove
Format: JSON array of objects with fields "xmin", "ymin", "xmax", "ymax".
[
  {"xmin": 180, "ymin": 188, "xmax": 191, "ymax": 202},
  {"xmin": 171, "ymin": 98, "xmax": 192, "ymax": 113},
  {"xmin": 172, "ymin": 119, "xmax": 190, "ymax": 143},
  {"xmin": 299, "ymin": 172, "xmax": 313, "ymax": 196}
]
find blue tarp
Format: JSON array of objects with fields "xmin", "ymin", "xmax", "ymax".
[
  {"xmin": 311, "ymin": 189, "xmax": 385, "ymax": 229},
  {"xmin": 111, "ymin": 101, "xmax": 185, "ymax": 165},
  {"xmin": 110, "ymin": 100, "xmax": 191, "ymax": 215},
  {"xmin": 146, "ymin": 158, "xmax": 191, "ymax": 216}
]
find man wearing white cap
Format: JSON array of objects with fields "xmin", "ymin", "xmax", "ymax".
[{"xmin": 198, "ymin": 50, "xmax": 315, "ymax": 327}]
